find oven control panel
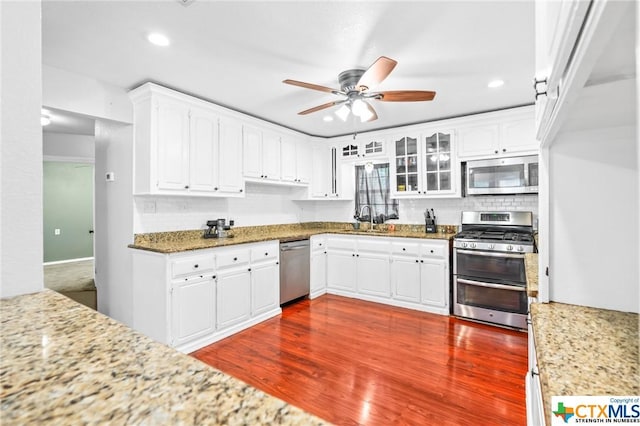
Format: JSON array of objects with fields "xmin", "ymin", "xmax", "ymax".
[{"xmin": 453, "ymin": 240, "xmax": 534, "ymax": 253}]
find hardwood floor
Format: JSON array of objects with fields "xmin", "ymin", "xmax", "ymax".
[{"xmin": 192, "ymin": 295, "xmax": 528, "ymax": 425}]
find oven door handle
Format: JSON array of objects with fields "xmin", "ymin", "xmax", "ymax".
[
  {"xmin": 456, "ymin": 249, "xmax": 525, "ymax": 259},
  {"xmin": 457, "ymin": 278, "xmax": 526, "ymax": 292}
]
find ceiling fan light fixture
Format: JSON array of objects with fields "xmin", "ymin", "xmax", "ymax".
[
  {"xmin": 323, "ymin": 115, "xmax": 334, "ymax": 122},
  {"xmin": 335, "ymin": 104, "xmax": 350, "ymax": 121}
]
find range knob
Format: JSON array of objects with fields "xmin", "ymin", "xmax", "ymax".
[
  {"xmin": 517, "ymin": 246, "xmax": 524, "ymax": 252},
  {"xmin": 470, "ymin": 243, "xmax": 477, "ymax": 249},
  {"xmin": 488, "ymin": 244, "xmax": 495, "ymax": 250},
  {"xmin": 462, "ymin": 242, "xmax": 468, "ymax": 248},
  {"xmin": 507, "ymin": 245, "xmax": 513, "ymax": 251}
]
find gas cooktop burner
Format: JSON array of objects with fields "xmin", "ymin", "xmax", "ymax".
[{"xmin": 454, "ymin": 230, "xmax": 534, "ymax": 243}]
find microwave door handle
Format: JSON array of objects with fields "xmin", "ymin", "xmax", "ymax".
[
  {"xmin": 456, "ymin": 249, "xmax": 525, "ymax": 259},
  {"xmin": 457, "ymin": 278, "xmax": 526, "ymax": 292},
  {"xmin": 524, "ymin": 161, "xmax": 529, "ymax": 186}
]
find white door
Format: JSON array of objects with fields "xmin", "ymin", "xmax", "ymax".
[
  {"xmin": 296, "ymin": 141, "xmax": 312, "ymax": 184},
  {"xmin": 457, "ymin": 124, "xmax": 500, "ymax": 159},
  {"xmin": 357, "ymin": 253, "xmax": 390, "ymax": 297},
  {"xmin": 326, "ymin": 250, "xmax": 357, "ymax": 293},
  {"xmin": 262, "ymin": 131, "xmax": 281, "ymax": 180},
  {"xmin": 218, "ymin": 117, "xmax": 244, "ymax": 193},
  {"xmin": 189, "ymin": 107, "xmax": 218, "ymax": 193},
  {"xmin": 310, "ymin": 144, "xmax": 329, "ymax": 197},
  {"xmin": 156, "ymin": 98, "xmax": 190, "ymax": 190},
  {"xmin": 216, "ymin": 268, "xmax": 251, "ymax": 329},
  {"xmin": 420, "ymin": 258, "xmax": 447, "ymax": 307},
  {"xmin": 310, "ymin": 251, "xmax": 326, "ymax": 294},
  {"xmin": 280, "ymin": 137, "xmax": 297, "ymax": 182},
  {"xmin": 391, "ymin": 256, "xmax": 421, "ymax": 303},
  {"xmin": 171, "ymin": 277, "xmax": 215, "ymax": 347},
  {"xmin": 242, "ymin": 125, "xmax": 263, "ymax": 178},
  {"xmin": 251, "ymin": 262, "xmax": 279, "ymax": 316}
]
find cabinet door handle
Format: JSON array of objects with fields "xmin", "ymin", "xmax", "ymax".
[
  {"xmin": 214, "ymin": 187, "xmax": 218, "ymax": 191},
  {"xmin": 194, "ymin": 264, "xmax": 199, "ymax": 268},
  {"xmin": 184, "ymin": 185, "xmax": 189, "ymax": 189},
  {"xmin": 494, "ymin": 150, "xmax": 498, "ymax": 154},
  {"xmin": 248, "ymin": 268, "xmax": 251, "ymax": 272},
  {"xmin": 239, "ymin": 189, "xmax": 243, "ymax": 193},
  {"xmin": 415, "ymin": 259, "xmax": 419, "ymax": 263},
  {"xmin": 352, "ymin": 253, "xmax": 355, "ymax": 257},
  {"xmin": 420, "ymin": 260, "xmax": 424, "ymax": 263},
  {"xmin": 233, "ymin": 257, "xmax": 238, "ymax": 261},
  {"xmin": 265, "ymin": 252, "xmax": 269, "ymax": 256},
  {"xmin": 402, "ymin": 248, "xmax": 406, "ymax": 251},
  {"xmin": 502, "ymin": 148, "xmax": 507, "ymax": 152},
  {"xmin": 430, "ymin": 250, "xmax": 434, "ymax": 253}
]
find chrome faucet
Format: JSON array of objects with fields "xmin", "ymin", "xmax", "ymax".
[{"xmin": 359, "ymin": 205, "xmax": 374, "ymax": 231}]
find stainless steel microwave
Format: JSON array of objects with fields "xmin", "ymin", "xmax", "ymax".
[{"xmin": 465, "ymin": 155, "xmax": 538, "ymax": 195}]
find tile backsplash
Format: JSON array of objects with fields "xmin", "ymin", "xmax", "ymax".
[{"xmin": 134, "ymin": 184, "xmax": 538, "ymax": 234}]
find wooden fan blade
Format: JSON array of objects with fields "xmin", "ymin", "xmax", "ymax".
[
  {"xmin": 356, "ymin": 56, "xmax": 398, "ymax": 90},
  {"xmin": 298, "ymin": 100, "xmax": 344, "ymax": 115},
  {"xmin": 377, "ymin": 90, "xmax": 436, "ymax": 102},
  {"xmin": 283, "ymin": 79, "xmax": 339, "ymax": 94},
  {"xmin": 364, "ymin": 102, "xmax": 378, "ymax": 122}
]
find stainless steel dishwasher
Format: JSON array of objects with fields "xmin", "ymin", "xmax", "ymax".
[{"xmin": 279, "ymin": 239, "xmax": 310, "ymax": 304}]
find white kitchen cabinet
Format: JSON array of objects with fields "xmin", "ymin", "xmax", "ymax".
[
  {"xmin": 526, "ymin": 313, "xmax": 546, "ymax": 426},
  {"xmin": 171, "ymin": 275, "xmax": 216, "ymax": 348},
  {"xmin": 391, "ymin": 129, "xmax": 460, "ymax": 198},
  {"xmin": 217, "ymin": 116, "xmax": 245, "ymax": 194},
  {"xmin": 391, "ymin": 256, "xmax": 421, "ymax": 303},
  {"xmin": 129, "ymin": 83, "xmax": 245, "ymax": 197},
  {"xmin": 216, "ymin": 267, "xmax": 252, "ymax": 329},
  {"xmin": 243, "ymin": 125, "xmax": 281, "ymax": 182},
  {"xmin": 308, "ymin": 144, "xmax": 352, "ymax": 200},
  {"xmin": 457, "ymin": 107, "xmax": 538, "ymax": 160},
  {"xmin": 281, "ymin": 137, "xmax": 311, "ymax": 184},
  {"xmin": 309, "ymin": 236, "xmax": 327, "ymax": 299},
  {"xmin": 339, "ymin": 137, "xmax": 386, "ymax": 160},
  {"xmin": 250, "ymin": 251, "xmax": 280, "ymax": 317},
  {"xmin": 420, "ymin": 258, "xmax": 448, "ymax": 308},
  {"xmin": 326, "ymin": 250, "xmax": 357, "ymax": 293},
  {"xmin": 131, "ymin": 240, "xmax": 281, "ymax": 354},
  {"xmin": 356, "ymin": 252, "xmax": 390, "ymax": 298}
]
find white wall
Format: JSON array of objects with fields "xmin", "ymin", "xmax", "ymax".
[
  {"xmin": 549, "ymin": 125, "xmax": 638, "ymax": 313},
  {"xmin": 0, "ymin": 1, "xmax": 44, "ymax": 298},
  {"xmin": 95, "ymin": 121, "xmax": 134, "ymax": 325},
  {"xmin": 43, "ymin": 132, "xmax": 95, "ymax": 161}
]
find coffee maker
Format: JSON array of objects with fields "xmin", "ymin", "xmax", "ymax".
[{"xmin": 203, "ymin": 218, "xmax": 234, "ymax": 239}]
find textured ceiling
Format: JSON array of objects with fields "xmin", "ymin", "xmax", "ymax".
[{"xmin": 42, "ymin": 1, "xmax": 535, "ymax": 137}]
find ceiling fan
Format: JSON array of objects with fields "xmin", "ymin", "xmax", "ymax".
[{"xmin": 283, "ymin": 56, "xmax": 436, "ymax": 123}]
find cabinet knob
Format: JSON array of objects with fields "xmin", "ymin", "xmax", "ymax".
[
  {"xmin": 356, "ymin": 254, "xmax": 359, "ymax": 257},
  {"xmin": 184, "ymin": 185, "xmax": 189, "ymax": 189},
  {"xmin": 276, "ymin": 261, "xmax": 279, "ymax": 265},
  {"xmin": 214, "ymin": 187, "xmax": 218, "ymax": 191},
  {"xmin": 494, "ymin": 150, "xmax": 498, "ymax": 154},
  {"xmin": 430, "ymin": 250, "xmax": 434, "ymax": 253},
  {"xmin": 239, "ymin": 189, "xmax": 243, "ymax": 192},
  {"xmin": 212, "ymin": 275, "xmax": 216, "ymax": 279},
  {"xmin": 415, "ymin": 259, "xmax": 419, "ymax": 263},
  {"xmin": 502, "ymin": 148, "xmax": 507, "ymax": 152},
  {"xmin": 233, "ymin": 257, "xmax": 238, "ymax": 261},
  {"xmin": 319, "ymin": 243, "xmax": 322, "ymax": 246},
  {"xmin": 194, "ymin": 264, "xmax": 199, "ymax": 268},
  {"xmin": 261, "ymin": 175, "xmax": 264, "ymax": 178},
  {"xmin": 352, "ymin": 253, "xmax": 355, "ymax": 257},
  {"xmin": 265, "ymin": 252, "xmax": 268, "ymax": 256},
  {"xmin": 324, "ymin": 194, "xmax": 328, "ymax": 197},
  {"xmin": 264, "ymin": 175, "xmax": 268, "ymax": 179},
  {"xmin": 248, "ymin": 268, "xmax": 251, "ymax": 272},
  {"xmin": 402, "ymin": 248, "xmax": 406, "ymax": 251},
  {"xmin": 421, "ymin": 260, "xmax": 424, "ymax": 263}
]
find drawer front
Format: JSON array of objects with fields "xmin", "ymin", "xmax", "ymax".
[
  {"xmin": 250, "ymin": 243, "xmax": 279, "ymax": 262},
  {"xmin": 217, "ymin": 249, "xmax": 250, "ymax": 269},
  {"xmin": 171, "ymin": 255, "xmax": 215, "ymax": 279},
  {"xmin": 391, "ymin": 241, "xmax": 420, "ymax": 257},
  {"xmin": 421, "ymin": 243, "xmax": 446, "ymax": 258},
  {"xmin": 326, "ymin": 237, "xmax": 356, "ymax": 251},
  {"xmin": 357, "ymin": 238, "xmax": 391, "ymax": 254}
]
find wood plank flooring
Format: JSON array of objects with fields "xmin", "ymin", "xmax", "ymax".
[{"xmin": 192, "ymin": 295, "xmax": 528, "ymax": 425}]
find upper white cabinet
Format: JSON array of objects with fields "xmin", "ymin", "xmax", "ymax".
[
  {"xmin": 457, "ymin": 107, "xmax": 538, "ymax": 160},
  {"xmin": 391, "ymin": 129, "xmax": 460, "ymax": 198},
  {"xmin": 308, "ymin": 143, "xmax": 353, "ymax": 200},
  {"xmin": 243, "ymin": 126, "xmax": 281, "ymax": 182},
  {"xmin": 338, "ymin": 137, "xmax": 386, "ymax": 160},
  {"xmin": 129, "ymin": 83, "xmax": 245, "ymax": 197},
  {"xmin": 217, "ymin": 116, "xmax": 245, "ymax": 193},
  {"xmin": 281, "ymin": 136, "xmax": 311, "ymax": 184},
  {"xmin": 534, "ymin": 0, "xmax": 590, "ymax": 138}
]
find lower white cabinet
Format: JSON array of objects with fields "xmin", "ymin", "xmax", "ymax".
[
  {"xmin": 216, "ymin": 267, "xmax": 251, "ymax": 329},
  {"xmin": 309, "ymin": 236, "xmax": 327, "ymax": 299},
  {"xmin": 318, "ymin": 234, "xmax": 450, "ymax": 315},
  {"xmin": 132, "ymin": 240, "xmax": 281, "ymax": 353},
  {"xmin": 171, "ymin": 276, "xmax": 216, "ymax": 348},
  {"xmin": 526, "ymin": 312, "xmax": 546, "ymax": 426}
]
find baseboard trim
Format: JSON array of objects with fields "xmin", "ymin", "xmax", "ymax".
[{"xmin": 44, "ymin": 257, "xmax": 94, "ymax": 266}]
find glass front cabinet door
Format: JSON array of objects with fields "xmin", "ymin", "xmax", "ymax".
[{"xmin": 392, "ymin": 130, "xmax": 458, "ymax": 198}]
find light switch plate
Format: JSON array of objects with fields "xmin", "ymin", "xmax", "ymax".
[{"xmin": 106, "ymin": 172, "xmax": 115, "ymax": 181}]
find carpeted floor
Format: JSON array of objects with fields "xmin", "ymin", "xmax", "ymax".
[{"xmin": 44, "ymin": 259, "xmax": 97, "ymax": 309}]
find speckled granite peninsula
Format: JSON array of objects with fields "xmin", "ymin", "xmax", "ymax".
[
  {"xmin": 530, "ymin": 302, "xmax": 639, "ymax": 425},
  {"xmin": 0, "ymin": 290, "xmax": 328, "ymax": 425},
  {"xmin": 525, "ymin": 253, "xmax": 538, "ymax": 297},
  {"xmin": 129, "ymin": 222, "xmax": 457, "ymax": 254}
]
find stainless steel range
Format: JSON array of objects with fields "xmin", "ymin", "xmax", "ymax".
[{"xmin": 453, "ymin": 211, "xmax": 535, "ymax": 330}]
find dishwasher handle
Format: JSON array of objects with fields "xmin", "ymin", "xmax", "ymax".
[{"xmin": 281, "ymin": 245, "xmax": 308, "ymax": 252}]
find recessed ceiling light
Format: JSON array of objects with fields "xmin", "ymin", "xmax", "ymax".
[
  {"xmin": 41, "ymin": 114, "xmax": 51, "ymax": 126},
  {"xmin": 323, "ymin": 116, "xmax": 333, "ymax": 122},
  {"xmin": 488, "ymin": 79, "xmax": 504, "ymax": 88},
  {"xmin": 147, "ymin": 33, "xmax": 170, "ymax": 47}
]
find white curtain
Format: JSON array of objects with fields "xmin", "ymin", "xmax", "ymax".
[{"xmin": 354, "ymin": 163, "xmax": 399, "ymax": 223}]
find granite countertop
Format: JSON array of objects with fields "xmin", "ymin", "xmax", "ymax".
[
  {"xmin": 525, "ymin": 253, "xmax": 538, "ymax": 298},
  {"xmin": 530, "ymin": 302, "xmax": 639, "ymax": 425},
  {"xmin": 0, "ymin": 290, "xmax": 328, "ymax": 425},
  {"xmin": 129, "ymin": 222, "xmax": 457, "ymax": 254}
]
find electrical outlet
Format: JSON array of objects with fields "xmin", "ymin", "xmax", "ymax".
[
  {"xmin": 106, "ymin": 172, "xmax": 115, "ymax": 181},
  {"xmin": 54, "ymin": 228, "xmax": 61, "ymax": 235}
]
